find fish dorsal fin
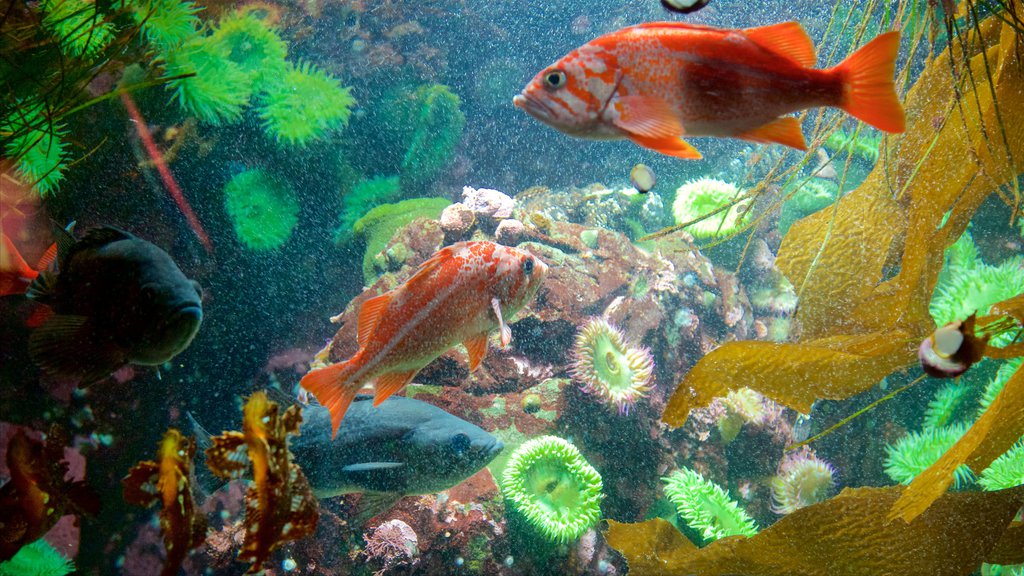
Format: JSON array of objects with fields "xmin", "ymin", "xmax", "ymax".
[
  {"xmin": 463, "ymin": 334, "xmax": 489, "ymax": 371},
  {"xmin": 77, "ymin": 225, "xmax": 133, "ymax": 249},
  {"xmin": 404, "ymin": 245, "xmax": 455, "ymax": 288},
  {"xmin": 357, "ymin": 292, "xmax": 392, "ymax": 348},
  {"xmin": 49, "ymin": 221, "xmax": 77, "ymax": 265},
  {"xmin": 372, "ymin": 370, "xmax": 417, "ymax": 406},
  {"xmin": 612, "ymin": 95, "xmax": 683, "ymax": 139},
  {"xmin": 743, "ymin": 22, "xmax": 816, "ymax": 68},
  {"xmin": 628, "ymin": 134, "xmax": 703, "ymax": 159},
  {"xmin": 738, "ymin": 116, "xmax": 808, "ymax": 150},
  {"xmin": 34, "ymin": 241, "xmax": 58, "ymax": 271}
]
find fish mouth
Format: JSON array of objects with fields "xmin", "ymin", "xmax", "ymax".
[
  {"xmin": 162, "ymin": 303, "xmax": 203, "ymax": 346},
  {"xmin": 486, "ymin": 438, "xmax": 505, "ymax": 461},
  {"xmin": 513, "ymin": 92, "xmax": 554, "ymax": 123}
]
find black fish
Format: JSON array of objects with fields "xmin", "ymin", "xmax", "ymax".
[
  {"xmin": 26, "ymin": 225, "xmax": 203, "ymax": 384},
  {"xmin": 661, "ymin": 0, "xmax": 710, "ymax": 14},
  {"xmin": 193, "ymin": 394, "xmax": 502, "ymax": 499}
]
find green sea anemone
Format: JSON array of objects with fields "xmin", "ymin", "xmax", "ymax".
[
  {"xmin": 570, "ymin": 318, "xmax": 654, "ymax": 415},
  {"xmin": 40, "ymin": 0, "xmax": 114, "ymax": 58},
  {"xmin": 500, "ymin": 436, "xmax": 603, "ymax": 543},
  {"xmin": 131, "ymin": 0, "xmax": 200, "ymax": 52},
  {"xmin": 979, "ymin": 441, "xmax": 1024, "ymax": 491},
  {"xmin": 883, "ymin": 423, "xmax": 976, "ymax": 488},
  {"xmin": 662, "ymin": 467, "xmax": 758, "ymax": 543},
  {"xmin": 671, "ymin": 177, "xmax": 749, "ymax": 240},
  {"xmin": 223, "ymin": 169, "xmax": 300, "ymax": 251},
  {"xmin": 259, "ymin": 61, "xmax": 355, "ymax": 146},
  {"xmin": 400, "ymin": 84, "xmax": 466, "ymax": 188},
  {"xmin": 353, "ymin": 197, "xmax": 450, "ymax": 284},
  {"xmin": 770, "ymin": 448, "xmax": 836, "ymax": 515},
  {"xmin": 930, "ymin": 231, "xmax": 1024, "ymax": 328},
  {"xmin": 2, "ymin": 103, "xmax": 67, "ymax": 196},
  {"xmin": 163, "ymin": 37, "xmax": 253, "ymax": 125},
  {"xmin": 922, "ymin": 382, "xmax": 971, "ymax": 429},
  {"xmin": 979, "ymin": 358, "xmax": 1024, "ymax": 417},
  {"xmin": 824, "ymin": 128, "xmax": 882, "ymax": 164},
  {"xmin": 208, "ymin": 12, "xmax": 288, "ymax": 91},
  {"xmin": 335, "ymin": 175, "xmax": 403, "ymax": 243},
  {"xmin": 777, "ymin": 179, "xmax": 837, "ymax": 235},
  {"xmin": 0, "ymin": 539, "xmax": 74, "ymax": 576}
]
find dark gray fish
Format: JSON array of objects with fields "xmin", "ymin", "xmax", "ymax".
[
  {"xmin": 661, "ymin": 0, "xmax": 710, "ymax": 14},
  {"xmin": 191, "ymin": 394, "xmax": 502, "ymax": 503},
  {"xmin": 26, "ymin": 225, "xmax": 203, "ymax": 384},
  {"xmin": 292, "ymin": 395, "xmax": 503, "ymax": 498}
]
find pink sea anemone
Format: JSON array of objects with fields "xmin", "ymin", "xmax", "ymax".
[
  {"xmin": 770, "ymin": 447, "xmax": 836, "ymax": 515},
  {"xmin": 363, "ymin": 519, "xmax": 419, "ymax": 575},
  {"xmin": 570, "ymin": 317, "xmax": 654, "ymax": 415}
]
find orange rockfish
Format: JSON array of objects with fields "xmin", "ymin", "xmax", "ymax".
[
  {"xmin": 301, "ymin": 241, "xmax": 548, "ymax": 435},
  {"xmin": 514, "ymin": 21, "xmax": 905, "ymax": 159}
]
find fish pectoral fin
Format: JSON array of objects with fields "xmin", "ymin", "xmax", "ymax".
[
  {"xmin": 353, "ymin": 492, "xmax": 403, "ymax": 527},
  {"xmin": 464, "ymin": 334, "xmax": 489, "ymax": 371},
  {"xmin": 491, "ymin": 297, "xmax": 512, "ymax": 347},
  {"xmin": 28, "ymin": 314, "xmax": 125, "ymax": 385},
  {"xmin": 357, "ymin": 292, "xmax": 392, "ymax": 348},
  {"xmin": 611, "ymin": 95, "xmax": 684, "ymax": 139},
  {"xmin": 372, "ymin": 370, "xmax": 418, "ymax": 406},
  {"xmin": 628, "ymin": 134, "xmax": 703, "ymax": 159},
  {"xmin": 737, "ymin": 117, "xmax": 808, "ymax": 150},
  {"xmin": 341, "ymin": 462, "xmax": 406, "ymax": 473},
  {"xmin": 743, "ymin": 22, "xmax": 816, "ymax": 68}
]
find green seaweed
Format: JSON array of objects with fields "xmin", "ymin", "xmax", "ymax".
[
  {"xmin": 2, "ymin": 102, "xmax": 67, "ymax": 196},
  {"xmin": 39, "ymin": 0, "xmax": 114, "ymax": 58}
]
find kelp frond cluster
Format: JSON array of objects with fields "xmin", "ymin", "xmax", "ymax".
[{"xmin": 620, "ymin": 1, "xmax": 1024, "ymax": 573}]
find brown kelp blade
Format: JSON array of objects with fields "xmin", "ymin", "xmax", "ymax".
[{"xmin": 606, "ymin": 486, "xmax": 1024, "ymax": 576}]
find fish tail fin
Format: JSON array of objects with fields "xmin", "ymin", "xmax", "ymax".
[
  {"xmin": 300, "ymin": 359, "xmax": 360, "ymax": 438},
  {"xmin": 1, "ymin": 233, "xmax": 37, "ymax": 296},
  {"xmin": 835, "ymin": 31, "xmax": 905, "ymax": 133}
]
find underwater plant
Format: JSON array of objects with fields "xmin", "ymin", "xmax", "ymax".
[
  {"xmin": 0, "ymin": 540, "xmax": 74, "ymax": 576},
  {"xmin": 259, "ymin": 61, "xmax": 355, "ymax": 147},
  {"xmin": 500, "ymin": 436, "xmax": 603, "ymax": 544},
  {"xmin": 353, "ymin": 197, "xmax": 450, "ymax": 284},
  {"xmin": 207, "ymin": 11, "xmax": 288, "ymax": 91},
  {"xmin": 979, "ymin": 359, "xmax": 1024, "ymax": 416},
  {"xmin": 400, "ymin": 84, "xmax": 466, "ymax": 188},
  {"xmin": 883, "ymin": 424, "xmax": 976, "ymax": 488},
  {"xmin": 222, "ymin": 169, "xmax": 300, "ymax": 251},
  {"xmin": 662, "ymin": 467, "xmax": 758, "ymax": 543},
  {"xmin": 671, "ymin": 177, "xmax": 749, "ymax": 240},
  {"xmin": 2, "ymin": 103, "xmax": 67, "ymax": 196},
  {"xmin": 569, "ymin": 317, "xmax": 654, "ymax": 415},
  {"xmin": 334, "ymin": 175, "xmax": 403, "ymax": 243},
  {"xmin": 162, "ymin": 37, "xmax": 254, "ymax": 126},
  {"xmin": 39, "ymin": 0, "xmax": 114, "ymax": 58},
  {"xmin": 770, "ymin": 448, "xmax": 836, "ymax": 515}
]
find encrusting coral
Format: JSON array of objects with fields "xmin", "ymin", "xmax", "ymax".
[
  {"xmin": 662, "ymin": 467, "xmax": 758, "ymax": 543},
  {"xmin": 223, "ymin": 169, "xmax": 300, "ymax": 251},
  {"xmin": 569, "ymin": 317, "xmax": 654, "ymax": 415},
  {"xmin": 500, "ymin": 436, "xmax": 603, "ymax": 544}
]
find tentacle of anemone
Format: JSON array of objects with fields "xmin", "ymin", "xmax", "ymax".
[
  {"xmin": 500, "ymin": 436, "xmax": 603, "ymax": 544},
  {"xmin": 661, "ymin": 467, "xmax": 757, "ymax": 543},
  {"xmin": 570, "ymin": 318, "xmax": 654, "ymax": 415},
  {"xmin": 769, "ymin": 448, "xmax": 837, "ymax": 515}
]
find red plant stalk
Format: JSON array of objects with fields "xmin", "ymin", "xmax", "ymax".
[{"xmin": 120, "ymin": 92, "xmax": 212, "ymax": 253}]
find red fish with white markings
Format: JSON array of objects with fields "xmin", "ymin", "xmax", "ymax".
[
  {"xmin": 514, "ymin": 21, "xmax": 905, "ymax": 159},
  {"xmin": 301, "ymin": 241, "xmax": 548, "ymax": 436}
]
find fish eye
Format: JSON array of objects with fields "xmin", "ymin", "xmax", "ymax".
[
  {"xmin": 451, "ymin": 433, "xmax": 471, "ymax": 456},
  {"xmin": 523, "ymin": 257, "xmax": 535, "ymax": 275},
  {"xmin": 543, "ymin": 70, "xmax": 566, "ymax": 90}
]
